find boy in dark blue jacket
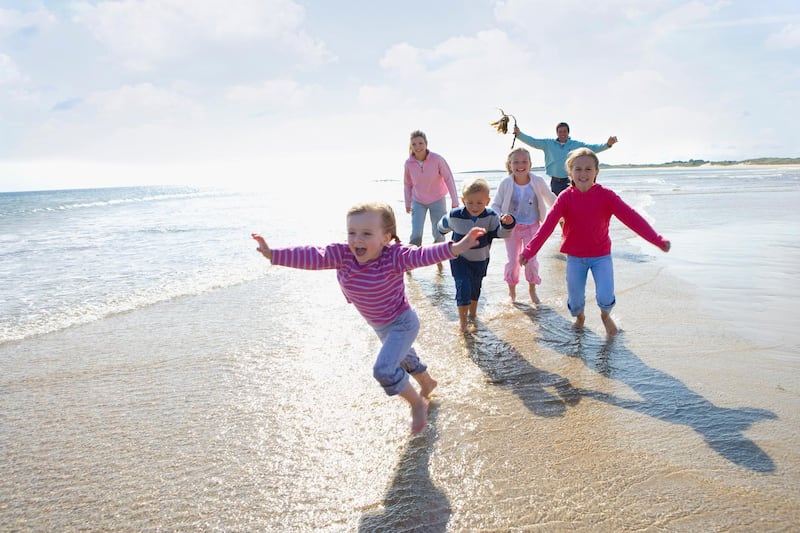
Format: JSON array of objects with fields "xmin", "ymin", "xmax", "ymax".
[{"xmin": 438, "ymin": 178, "xmax": 515, "ymax": 332}]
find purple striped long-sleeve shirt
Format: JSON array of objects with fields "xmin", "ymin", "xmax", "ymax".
[{"xmin": 271, "ymin": 241, "xmax": 454, "ymax": 325}]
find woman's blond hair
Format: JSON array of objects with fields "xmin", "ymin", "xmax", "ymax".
[{"xmin": 408, "ymin": 130, "xmax": 427, "ymax": 154}]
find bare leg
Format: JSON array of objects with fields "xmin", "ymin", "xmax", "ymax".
[
  {"xmin": 457, "ymin": 305, "xmax": 469, "ymax": 333},
  {"xmin": 601, "ymin": 311, "xmax": 619, "ymax": 337},
  {"xmin": 436, "ymin": 262, "xmax": 444, "ymax": 273},
  {"xmin": 573, "ymin": 312, "xmax": 585, "ymax": 330},
  {"xmin": 399, "ymin": 383, "xmax": 429, "ymax": 434},
  {"xmin": 528, "ymin": 283, "xmax": 541, "ymax": 304},
  {"xmin": 412, "ymin": 371, "xmax": 438, "ymax": 399},
  {"xmin": 508, "ymin": 284, "xmax": 516, "ymax": 302},
  {"xmin": 468, "ymin": 300, "xmax": 478, "ymax": 320}
]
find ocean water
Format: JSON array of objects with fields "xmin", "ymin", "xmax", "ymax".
[
  {"xmin": 2, "ymin": 166, "xmax": 798, "ymax": 346},
  {"xmin": 1, "ymin": 166, "xmax": 799, "ymax": 531}
]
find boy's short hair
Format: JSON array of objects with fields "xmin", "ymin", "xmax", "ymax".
[{"xmin": 462, "ymin": 177, "xmax": 490, "ymax": 196}]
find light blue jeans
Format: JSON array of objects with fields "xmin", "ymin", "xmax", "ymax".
[
  {"xmin": 370, "ymin": 308, "xmax": 427, "ymax": 396},
  {"xmin": 409, "ymin": 197, "xmax": 447, "ymax": 246},
  {"xmin": 565, "ymin": 254, "xmax": 616, "ymax": 317}
]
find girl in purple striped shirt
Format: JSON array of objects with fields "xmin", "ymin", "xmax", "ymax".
[{"xmin": 252, "ymin": 202, "xmax": 484, "ymax": 434}]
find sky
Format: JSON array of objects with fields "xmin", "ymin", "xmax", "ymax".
[{"xmin": 1, "ymin": 0, "xmax": 799, "ymax": 192}]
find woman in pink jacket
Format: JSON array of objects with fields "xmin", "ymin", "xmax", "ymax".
[{"xmin": 404, "ymin": 130, "xmax": 460, "ymax": 271}]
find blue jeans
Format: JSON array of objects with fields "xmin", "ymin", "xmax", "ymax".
[
  {"xmin": 565, "ymin": 254, "xmax": 615, "ymax": 317},
  {"xmin": 551, "ymin": 177, "xmax": 570, "ymax": 195},
  {"xmin": 450, "ymin": 256, "xmax": 489, "ymax": 306},
  {"xmin": 409, "ymin": 197, "xmax": 447, "ymax": 246},
  {"xmin": 370, "ymin": 308, "xmax": 427, "ymax": 396}
]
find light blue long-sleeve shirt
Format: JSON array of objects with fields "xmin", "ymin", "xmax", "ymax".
[{"xmin": 515, "ymin": 132, "xmax": 612, "ymax": 179}]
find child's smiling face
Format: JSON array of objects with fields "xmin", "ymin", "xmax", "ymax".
[
  {"xmin": 347, "ymin": 212, "xmax": 392, "ymax": 263},
  {"xmin": 510, "ymin": 151, "xmax": 532, "ymax": 181},
  {"xmin": 462, "ymin": 190, "xmax": 490, "ymax": 217},
  {"xmin": 569, "ymin": 155, "xmax": 599, "ymax": 192}
]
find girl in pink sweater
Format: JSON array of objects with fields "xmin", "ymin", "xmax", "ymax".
[
  {"xmin": 253, "ymin": 202, "xmax": 484, "ymax": 434},
  {"xmin": 520, "ymin": 148, "xmax": 671, "ymax": 336}
]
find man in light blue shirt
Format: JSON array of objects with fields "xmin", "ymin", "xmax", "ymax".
[{"xmin": 514, "ymin": 122, "xmax": 618, "ymax": 195}]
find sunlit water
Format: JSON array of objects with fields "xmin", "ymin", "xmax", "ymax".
[{"xmin": 1, "ymin": 166, "xmax": 799, "ymax": 530}]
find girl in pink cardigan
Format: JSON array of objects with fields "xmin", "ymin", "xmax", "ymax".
[
  {"xmin": 491, "ymin": 148, "xmax": 556, "ymax": 304},
  {"xmin": 520, "ymin": 148, "xmax": 671, "ymax": 337}
]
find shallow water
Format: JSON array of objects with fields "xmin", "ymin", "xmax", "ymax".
[{"xmin": 1, "ymin": 167, "xmax": 799, "ymax": 530}]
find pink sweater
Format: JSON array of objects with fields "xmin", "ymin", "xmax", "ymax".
[
  {"xmin": 272, "ymin": 242, "xmax": 454, "ymax": 325},
  {"xmin": 403, "ymin": 151, "xmax": 459, "ymax": 209},
  {"xmin": 521, "ymin": 184, "xmax": 668, "ymax": 259}
]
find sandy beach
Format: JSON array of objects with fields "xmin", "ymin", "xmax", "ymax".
[{"xmin": 2, "ymin": 248, "xmax": 798, "ymax": 531}]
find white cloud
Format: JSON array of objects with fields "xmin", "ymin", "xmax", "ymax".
[
  {"xmin": 13, "ymin": 83, "xmax": 205, "ymax": 160},
  {"xmin": 1, "ymin": 1, "xmax": 799, "ymax": 192},
  {"xmin": 85, "ymin": 83, "xmax": 201, "ymax": 120},
  {"xmin": 0, "ymin": 6, "xmax": 56, "ymax": 34},
  {"xmin": 380, "ymin": 42, "xmax": 425, "ymax": 78},
  {"xmin": 0, "ymin": 53, "xmax": 25, "ymax": 85},
  {"xmin": 225, "ymin": 79, "xmax": 324, "ymax": 112},
  {"xmin": 70, "ymin": 0, "xmax": 334, "ymax": 70},
  {"xmin": 766, "ymin": 23, "xmax": 800, "ymax": 49}
]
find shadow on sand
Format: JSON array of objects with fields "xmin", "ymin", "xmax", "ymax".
[
  {"xmin": 409, "ymin": 269, "xmax": 777, "ymax": 473},
  {"xmin": 410, "ymin": 271, "xmax": 582, "ymax": 417},
  {"xmin": 517, "ymin": 303, "xmax": 778, "ymax": 473},
  {"xmin": 358, "ymin": 406, "xmax": 451, "ymax": 532}
]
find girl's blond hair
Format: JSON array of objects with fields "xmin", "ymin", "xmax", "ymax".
[
  {"xmin": 505, "ymin": 147, "xmax": 531, "ymax": 174},
  {"xmin": 565, "ymin": 148, "xmax": 600, "ymax": 186},
  {"xmin": 347, "ymin": 202, "xmax": 401, "ymax": 243}
]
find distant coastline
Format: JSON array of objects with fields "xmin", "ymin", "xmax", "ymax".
[
  {"xmin": 461, "ymin": 157, "xmax": 800, "ymax": 174},
  {"xmin": 601, "ymin": 157, "xmax": 800, "ymax": 169}
]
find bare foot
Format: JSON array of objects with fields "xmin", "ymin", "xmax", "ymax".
[
  {"xmin": 573, "ymin": 312, "xmax": 585, "ymax": 330},
  {"xmin": 601, "ymin": 312, "xmax": 619, "ymax": 337},
  {"xmin": 418, "ymin": 377, "xmax": 438, "ymax": 399},
  {"xmin": 508, "ymin": 284, "xmax": 516, "ymax": 302},
  {"xmin": 411, "ymin": 397, "xmax": 429, "ymax": 434},
  {"xmin": 413, "ymin": 371, "xmax": 438, "ymax": 399},
  {"xmin": 529, "ymin": 284, "xmax": 541, "ymax": 304}
]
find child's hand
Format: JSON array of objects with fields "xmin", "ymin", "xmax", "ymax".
[
  {"xmin": 661, "ymin": 240, "xmax": 671, "ymax": 252},
  {"xmin": 519, "ymin": 254, "xmax": 528, "ymax": 266},
  {"xmin": 251, "ymin": 233, "xmax": 273, "ymax": 260},
  {"xmin": 465, "ymin": 226, "xmax": 486, "ymax": 245},
  {"xmin": 500, "ymin": 214, "xmax": 514, "ymax": 225},
  {"xmin": 451, "ymin": 227, "xmax": 486, "ymax": 255}
]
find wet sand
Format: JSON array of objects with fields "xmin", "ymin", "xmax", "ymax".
[{"xmin": 1, "ymin": 235, "xmax": 798, "ymax": 531}]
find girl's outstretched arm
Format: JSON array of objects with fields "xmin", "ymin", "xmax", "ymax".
[
  {"xmin": 451, "ymin": 227, "xmax": 486, "ymax": 256},
  {"xmin": 251, "ymin": 233, "xmax": 273, "ymax": 260}
]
